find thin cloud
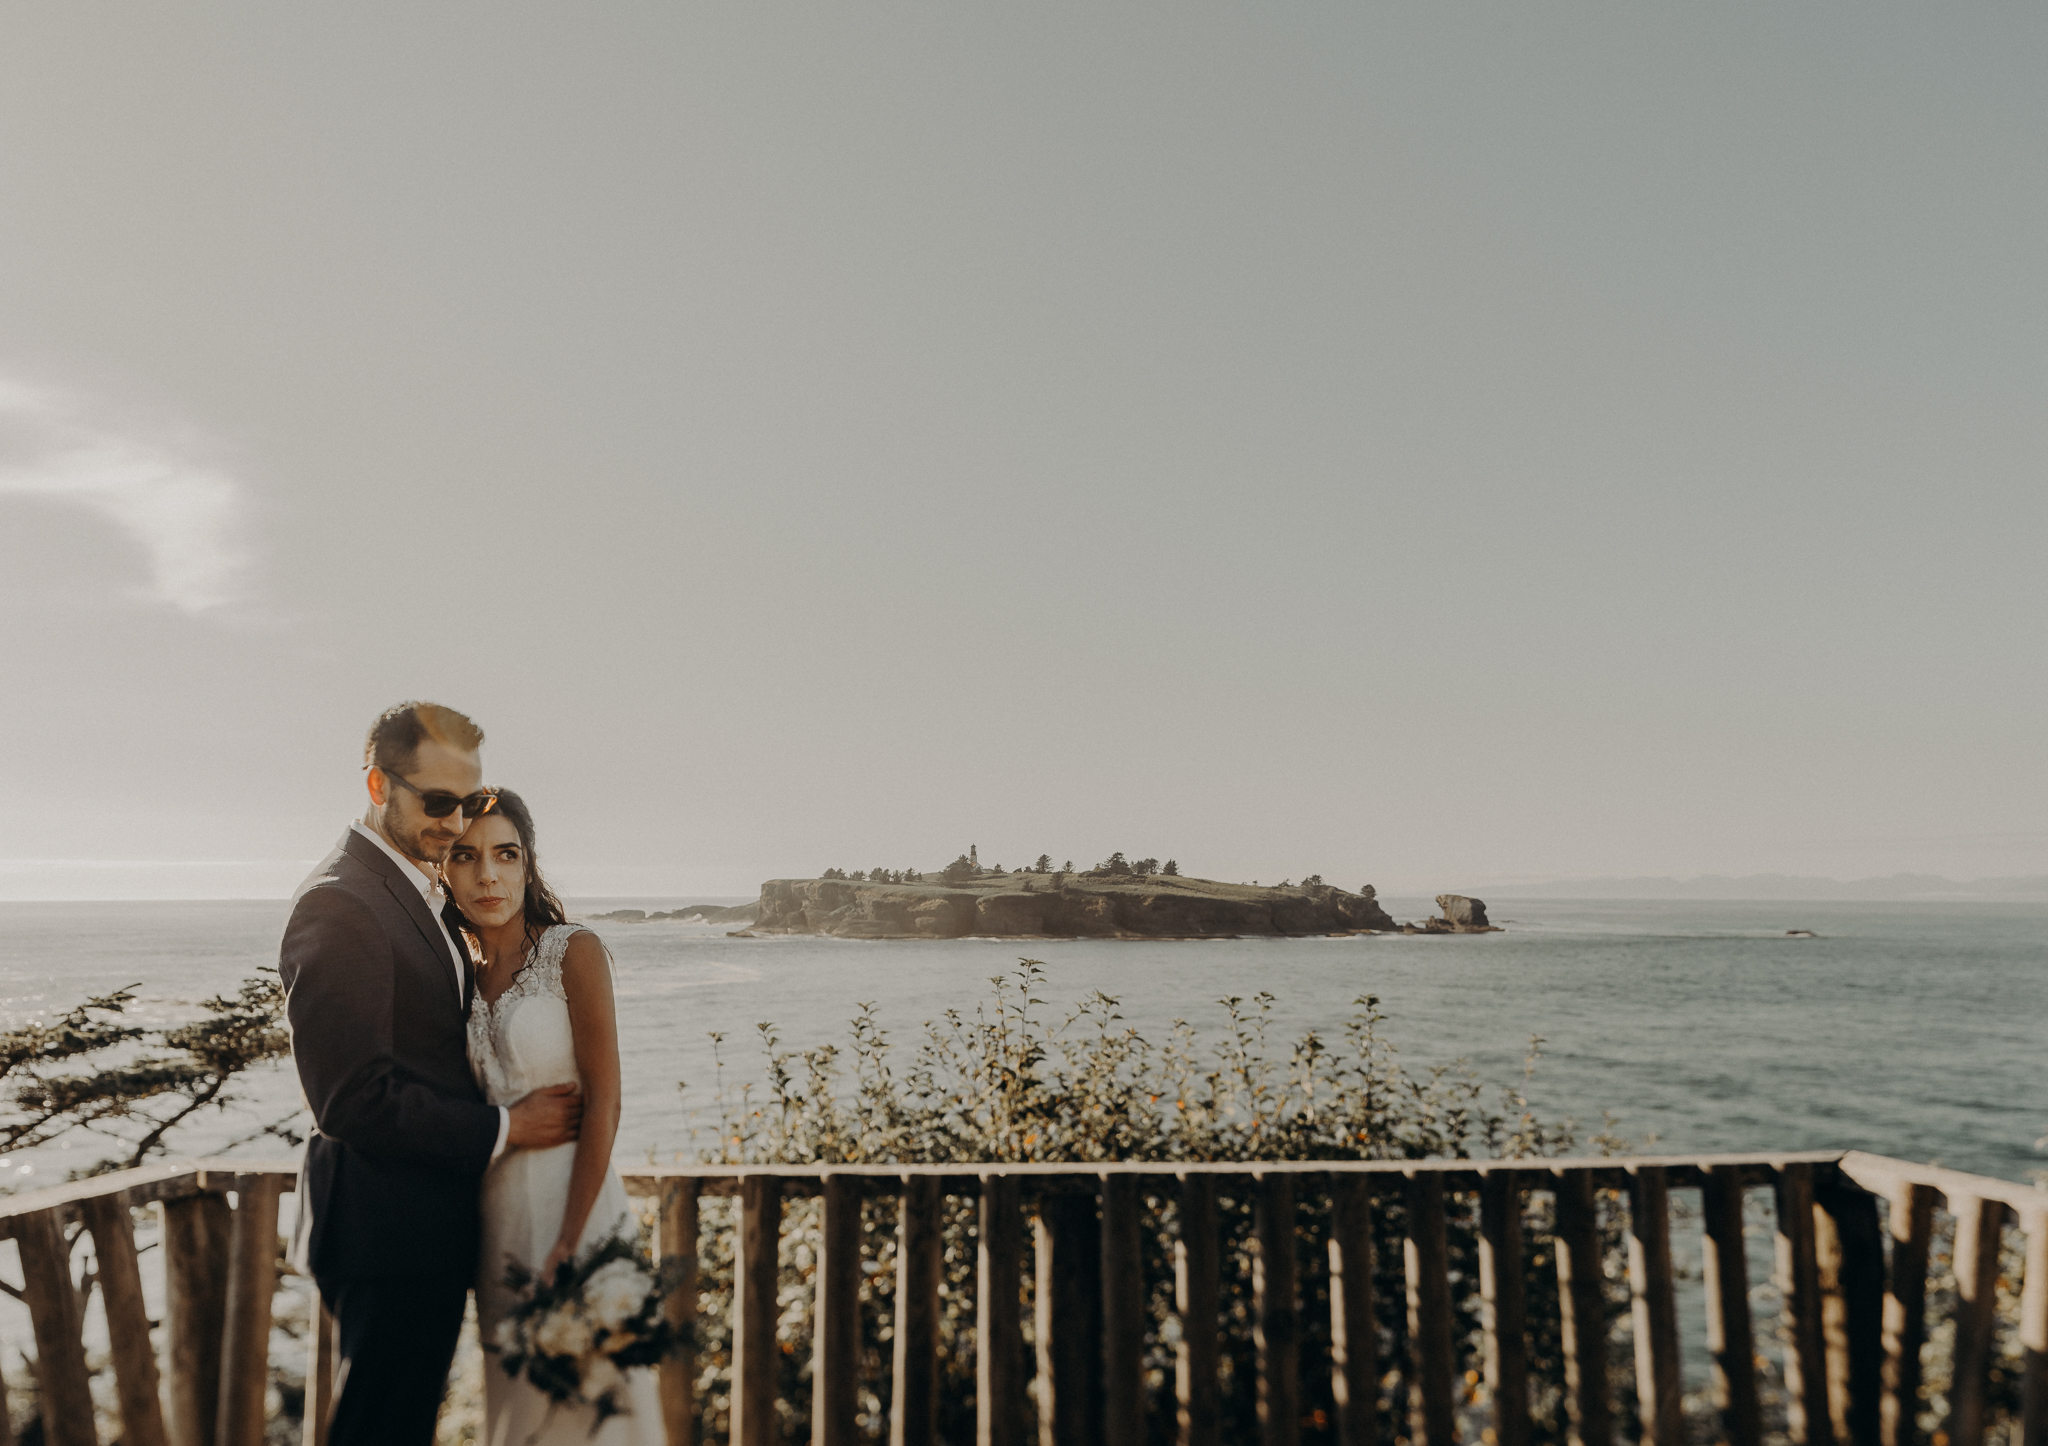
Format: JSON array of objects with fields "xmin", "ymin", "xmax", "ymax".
[{"xmin": 0, "ymin": 380, "xmax": 252, "ymax": 614}]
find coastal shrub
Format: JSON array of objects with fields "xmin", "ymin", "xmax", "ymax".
[
  {"xmin": 0, "ymin": 974, "xmax": 301, "ymax": 1438},
  {"xmin": 675, "ymin": 963, "xmax": 1646, "ymax": 1446},
  {"xmin": 0, "ymin": 972, "xmax": 294, "ymax": 1171}
]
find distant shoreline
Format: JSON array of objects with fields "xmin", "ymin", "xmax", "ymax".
[{"xmin": 1478, "ymin": 873, "xmax": 2048, "ymax": 902}]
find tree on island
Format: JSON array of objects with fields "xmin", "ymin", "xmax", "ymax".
[
  {"xmin": 1303, "ymin": 874, "xmax": 1324, "ymax": 887},
  {"xmin": 821, "ymin": 867, "xmax": 848, "ymax": 880},
  {"xmin": 1033, "ymin": 854, "xmax": 1052, "ymax": 874},
  {"xmin": 1062, "ymin": 860, "xmax": 1073, "ymax": 873},
  {"xmin": 1162, "ymin": 859, "xmax": 1179, "ymax": 876},
  {"xmin": 1093, "ymin": 852, "xmax": 1132, "ymax": 876},
  {"xmin": 1132, "ymin": 858, "xmax": 1159, "ymax": 876},
  {"xmin": 942, "ymin": 854, "xmax": 977, "ymax": 883}
]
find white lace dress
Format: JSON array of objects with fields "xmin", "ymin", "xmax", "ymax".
[{"xmin": 468, "ymin": 924, "xmax": 662, "ymax": 1446}]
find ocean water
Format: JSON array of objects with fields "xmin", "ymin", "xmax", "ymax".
[{"xmin": 0, "ymin": 896, "xmax": 2040, "ymax": 1186}]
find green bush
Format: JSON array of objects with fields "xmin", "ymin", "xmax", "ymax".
[{"xmin": 676, "ymin": 963, "xmax": 1635, "ymax": 1446}]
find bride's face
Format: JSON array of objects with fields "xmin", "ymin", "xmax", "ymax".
[{"xmin": 445, "ymin": 813, "xmax": 527, "ymax": 930}]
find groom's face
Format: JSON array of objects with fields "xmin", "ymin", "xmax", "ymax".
[{"xmin": 371, "ymin": 737, "xmax": 484, "ymax": 867}]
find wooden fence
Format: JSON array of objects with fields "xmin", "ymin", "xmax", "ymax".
[
  {"xmin": 0, "ymin": 1159, "xmax": 294, "ymax": 1446},
  {"xmin": 0, "ymin": 1150, "xmax": 2043, "ymax": 1446}
]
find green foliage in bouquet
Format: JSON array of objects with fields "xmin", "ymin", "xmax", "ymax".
[{"xmin": 492, "ymin": 1229, "xmax": 693, "ymax": 1426}]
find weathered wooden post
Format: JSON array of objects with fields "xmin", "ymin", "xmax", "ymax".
[
  {"xmin": 163, "ymin": 1192, "xmax": 233, "ymax": 1446},
  {"xmin": 303, "ymin": 1302, "xmax": 338, "ymax": 1446},
  {"xmin": 219, "ymin": 1177, "xmax": 283, "ymax": 1446},
  {"xmin": 1403, "ymin": 1170, "xmax": 1454, "ymax": 1446},
  {"xmin": 1174, "ymin": 1173, "xmax": 1220, "ymax": 1446},
  {"xmin": 1702, "ymin": 1165, "xmax": 1762, "ymax": 1446},
  {"xmin": 1254, "ymin": 1172, "xmax": 1299, "ymax": 1446},
  {"xmin": 1946, "ymin": 1195, "xmax": 2008, "ymax": 1446},
  {"xmin": 1878, "ymin": 1181, "xmax": 1934, "ymax": 1446},
  {"xmin": 1778, "ymin": 1163, "xmax": 1836, "ymax": 1446},
  {"xmin": 814, "ymin": 1175, "xmax": 860, "ymax": 1446},
  {"xmin": 1627, "ymin": 1166, "xmax": 1683, "ymax": 1446},
  {"xmin": 1478, "ymin": 1173, "xmax": 1529, "ymax": 1446},
  {"xmin": 730, "ymin": 1176, "xmax": 782, "ymax": 1446},
  {"xmin": 1037, "ymin": 1189, "xmax": 1104, "ymax": 1446},
  {"xmin": 2020, "ymin": 1206, "xmax": 2048, "ymax": 1446},
  {"xmin": 978, "ymin": 1172, "xmax": 1027, "ymax": 1446},
  {"xmin": 81, "ymin": 1195, "xmax": 170, "ymax": 1446},
  {"xmin": 659, "ymin": 1178, "xmax": 701, "ymax": 1446},
  {"xmin": 1815, "ymin": 1178, "xmax": 1885, "ymax": 1446},
  {"xmin": 1553, "ymin": 1169, "xmax": 1611, "ymax": 1446},
  {"xmin": 1100, "ymin": 1174, "xmax": 1145, "ymax": 1446},
  {"xmin": 1330, "ymin": 1174, "xmax": 1379, "ymax": 1446},
  {"xmin": 16, "ymin": 1208, "xmax": 97, "ymax": 1446},
  {"xmin": 892, "ymin": 1175, "xmax": 943, "ymax": 1446}
]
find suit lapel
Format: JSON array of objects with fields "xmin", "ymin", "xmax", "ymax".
[
  {"xmin": 382, "ymin": 874, "xmax": 465, "ymax": 1012},
  {"xmin": 346, "ymin": 830, "xmax": 465, "ymax": 1013}
]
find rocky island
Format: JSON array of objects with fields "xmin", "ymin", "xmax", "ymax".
[{"xmin": 711, "ymin": 850, "xmax": 1502, "ymax": 940}]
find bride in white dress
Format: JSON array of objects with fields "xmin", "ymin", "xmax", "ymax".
[{"xmin": 443, "ymin": 790, "xmax": 663, "ymax": 1446}]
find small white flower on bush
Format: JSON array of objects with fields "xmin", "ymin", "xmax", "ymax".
[
  {"xmin": 581, "ymin": 1356, "xmax": 624, "ymax": 1404},
  {"xmin": 534, "ymin": 1306, "xmax": 594, "ymax": 1359},
  {"xmin": 584, "ymin": 1260, "xmax": 653, "ymax": 1331}
]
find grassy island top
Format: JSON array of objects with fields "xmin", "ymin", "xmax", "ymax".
[
  {"xmin": 811, "ymin": 849, "xmax": 1352, "ymax": 895},
  {"xmin": 738, "ymin": 851, "xmax": 1478, "ymax": 940}
]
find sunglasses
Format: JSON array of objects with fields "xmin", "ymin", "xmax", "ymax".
[{"xmin": 379, "ymin": 769, "xmax": 499, "ymax": 820}]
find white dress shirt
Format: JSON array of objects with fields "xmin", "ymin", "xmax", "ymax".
[{"xmin": 352, "ymin": 822, "xmax": 511, "ymax": 1161}]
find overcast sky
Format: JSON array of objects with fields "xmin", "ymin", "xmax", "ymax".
[{"xmin": 2, "ymin": 5, "xmax": 2043, "ymax": 900}]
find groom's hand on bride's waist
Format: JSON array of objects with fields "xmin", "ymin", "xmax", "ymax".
[{"xmin": 505, "ymin": 1084, "xmax": 583, "ymax": 1150}]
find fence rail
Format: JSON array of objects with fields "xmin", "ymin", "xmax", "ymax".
[{"xmin": 1, "ymin": 1150, "xmax": 2043, "ymax": 1446}]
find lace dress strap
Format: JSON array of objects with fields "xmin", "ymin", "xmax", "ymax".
[{"xmin": 525, "ymin": 923, "xmax": 583, "ymax": 1000}]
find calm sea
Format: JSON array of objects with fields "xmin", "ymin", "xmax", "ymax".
[{"xmin": 0, "ymin": 896, "xmax": 2041, "ymax": 1185}]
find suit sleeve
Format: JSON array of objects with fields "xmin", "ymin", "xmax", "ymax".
[{"xmin": 280, "ymin": 886, "xmax": 500, "ymax": 1174}]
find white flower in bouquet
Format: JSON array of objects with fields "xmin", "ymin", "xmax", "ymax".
[
  {"xmin": 534, "ymin": 1305, "xmax": 595, "ymax": 1359},
  {"xmin": 492, "ymin": 1228, "xmax": 690, "ymax": 1420},
  {"xmin": 581, "ymin": 1356, "xmax": 624, "ymax": 1404},
  {"xmin": 584, "ymin": 1259, "xmax": 653, "ymax": 1332}
]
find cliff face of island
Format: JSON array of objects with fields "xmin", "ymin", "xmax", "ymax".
[{"xmin": 742, "ymin": 874, "xmax": 1401, "ymax": 940}]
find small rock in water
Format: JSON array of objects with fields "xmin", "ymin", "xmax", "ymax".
[
  {"xmin": 1436, "ymin": 894, "xmax": 1490, "ymax": 928},
  {"xmin": 1785, "ymin": 929, "xmax": 1818, "ymax": 938}
]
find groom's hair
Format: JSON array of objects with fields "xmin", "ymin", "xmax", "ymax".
[{"xmin": 364, "ymin": 702, "xmax": 485, "ymax": 776}]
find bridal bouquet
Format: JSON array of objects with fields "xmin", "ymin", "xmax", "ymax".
[{"xmin": 492, "ymin": 1230, "xmax": 691, "ymax": 1425}]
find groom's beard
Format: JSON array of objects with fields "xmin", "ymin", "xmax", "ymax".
[{"xmin": 392, "ymin": 813, "xmax": 461, "ymax": 868}]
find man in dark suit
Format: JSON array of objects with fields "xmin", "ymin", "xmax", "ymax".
[{"xmin": 281, "ymin": 702, "xmax": 582, "ymax": 1445}]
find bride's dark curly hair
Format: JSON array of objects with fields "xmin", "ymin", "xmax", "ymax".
[{"xmin": 445, "ymin": 787, "xmax": 568, "ymax": 944}]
